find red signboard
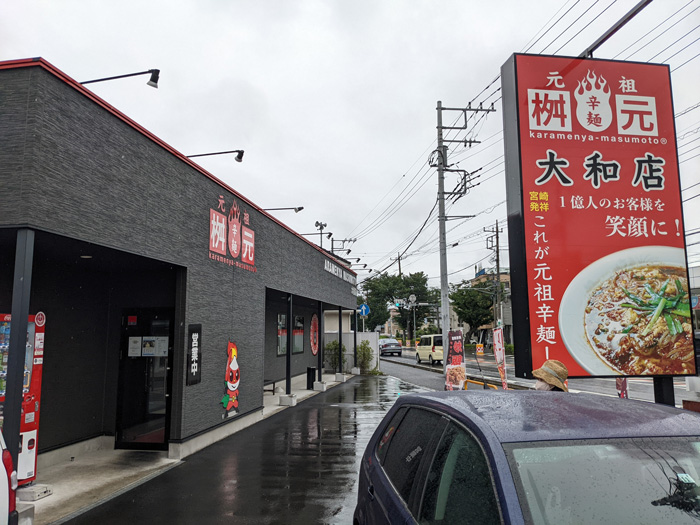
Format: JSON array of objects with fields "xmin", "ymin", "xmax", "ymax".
[
  {"xmin": 503, "ymin": 54, "xmax": 693, "ymax": 378},
  {"xmin": 445, "ymin": 331, "xmax": 466, "ymax": 390},
  {"xmin": 209, "ymin": 195, "xmax": 256, "ymax": 272}
]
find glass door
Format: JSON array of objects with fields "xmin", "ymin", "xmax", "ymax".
[{"xmin": 116, "ymin": 309, "xmax": 172, "ymax": 450}]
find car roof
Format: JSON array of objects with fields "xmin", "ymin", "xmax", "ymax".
[{"xmin": 395, "ymin": 390, "xmax": 700, "ymax": 443}]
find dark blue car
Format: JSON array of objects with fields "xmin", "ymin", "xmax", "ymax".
[{"xmin": 354, "ymin": 390, "xmax": 700, "ymax": 524}]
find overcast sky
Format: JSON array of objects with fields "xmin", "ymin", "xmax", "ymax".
[{"xmin": 3, "ymin": 0, "xmax": 699, "ymax": 290}]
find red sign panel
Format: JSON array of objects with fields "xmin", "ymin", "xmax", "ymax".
[
  {"xmin": 310, "ymin": 314, "xmax": 319, "ymax": 356},
  {"xmin": 209, "ymin": 195, "xmax": 256, "ymax": 272},
  {"xmin": 506, "ymin": 54, "xmax": 693, "ymax": 378}
]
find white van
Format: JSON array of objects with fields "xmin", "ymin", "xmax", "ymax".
[{"xmin": 416, "ymin": 334, "xmax": 443, "ymax": 365}]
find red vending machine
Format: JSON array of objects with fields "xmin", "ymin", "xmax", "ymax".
[{"xmin": 0, "ymin": 312, "xmax": 46, "ymax": 486}]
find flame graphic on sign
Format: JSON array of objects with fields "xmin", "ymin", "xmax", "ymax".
[
  {"xmin": 574, "ymin": 70, "xmax": 612, "ymax": 132},
  {"xmin": 228, "ymin": 199, "xmax": 241, "ymax": 258}
]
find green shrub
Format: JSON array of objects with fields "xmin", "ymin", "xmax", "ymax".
[
  {"xmin": 324, "ymin": 340, "xmax": 348, "ymax": 372},
  {"xmin": 356, "ymin": 340, "xmax": 373, "ymax": 373}
]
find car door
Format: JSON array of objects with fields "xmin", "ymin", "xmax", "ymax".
[
  {"xmin": 361, "ymin": 407, "xmax": 447, "ymax": 524},
  {"xmin": 417, "ymin": 337, "xmax": 428, "ymax": 360},
  {"xmin": 417, "ymin": 421, "xmax": 504, "ymax": 524}
]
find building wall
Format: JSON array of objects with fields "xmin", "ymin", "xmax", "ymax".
[
  {"xmin": 0, "ymin": 63, "xmax": 357, "ymax": 446},
  {"xmin": 322, "ymin": 311, "xmax": 353, "ymax": 333},
  {"xmin": 263, "ymin": 292, "xmax": 324, "ymax": 383}
]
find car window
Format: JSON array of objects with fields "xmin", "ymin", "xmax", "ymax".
[
  {"xmin": 381, "ymin": 408, "xmax": 443, "ymax": 504},
  {"xmin": 376, "ymin": 407, "xmax": 407, "ymax": 464},
  {"xmin": 434, "ymin": 336, "xmax": 442, "ymax": 347},
  {"xmin": 419, "ymin": 423, "xmax": 501, "ymax": 524},
  {"xmin": 420, "ymin": 337, "xmax": 429, "ymax": 346},
  {"xmin": 505, "ymin": 437, "xmax": 700, "ymax": 524}
]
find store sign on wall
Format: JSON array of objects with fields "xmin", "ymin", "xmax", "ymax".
[
  {"xmin": 324, "ymin": 259, "xmax": 357, "ymax": 286},
  {"xmin": 209, "ymin": 195, "xmax": 256, "ymax": 272},
  {"xmin": 186, "ymin": 324, "xmax": 202, "ymax": 385},
  {"xmin": 503, "ymin": 54, "xmax": 693, "ymax": 379}
]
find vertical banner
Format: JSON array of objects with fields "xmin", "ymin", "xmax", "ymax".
[
  {"xmin": 493, "ymin": 327, "xmax": 508, "ymax": 390},
  {"xmin": 616, "ymin": 377, "xmax": 629, "ymax": 398},
  {"xmin": 445, "ymin": 330, "xmax": 466, "ymax": 390},
  {"xmin": 502, "ymin": 53, "xmax": 694, "ymax": 379},
  {"xmin": 310, "ymin": 314, "xmax": 320, "ymax": 356},
  {"xmin": 186, "ymin": 324, "xmax": 202, "ymax": 386}
]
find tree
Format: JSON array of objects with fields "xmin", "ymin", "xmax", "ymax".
[
  {"xmin": 359, "ymin": 273, "xmax": 401, "ymax": 332},
  {"xmin": 449, "ymin": 280, "xmax": 495, "ymax": 342},
  {"xmin": 360, "ymin": 272, "xmax": 436, "ymax": 338}
]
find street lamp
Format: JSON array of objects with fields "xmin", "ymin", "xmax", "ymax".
[
  {"xmin": 187, "ymin": 150, "xmax": 244, "ymax": 162},
  {"xmin": 263, "ymin": 207, "xmax": 304, "ymax": 213},
  {"xmin": 81, "ymin": 69, "xmax": 160, "ymax": 88}
]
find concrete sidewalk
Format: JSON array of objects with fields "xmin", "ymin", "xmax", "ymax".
[{"xmin": 26, "ymin": 371, "xmax": 350, "ymax": 525}]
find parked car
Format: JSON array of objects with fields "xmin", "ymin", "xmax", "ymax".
[
  {"xmin": 415, "ymin": 334, "xmax": 442, "ymax": 365},
  {"xmin": 378, "ymin": 339, "xmax": 402, "ymax": 357},
  {"xmin": 0, "ymin": 430, "xmax": 17, "ymax": 525},
  {"xmin": 354, "ymin": 390, "xmax": 700, "ymax": 524}
]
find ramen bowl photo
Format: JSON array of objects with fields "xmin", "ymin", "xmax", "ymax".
[{"xmin": 559, "ymin": 246, "xmax": 694, "ymax": 376}]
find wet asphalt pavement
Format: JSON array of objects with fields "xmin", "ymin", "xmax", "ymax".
[{"xmin": 64, "ymin": 375, "xmax": 427, "ymax": 525}]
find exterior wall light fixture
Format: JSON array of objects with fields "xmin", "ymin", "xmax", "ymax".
[
  {"xmin": 187, "ymin": 150, "xmax": 244, "ymax": 163},
  {"xmin": 81, "ymin": 69, "xmax": 160, "ymax": 88}
]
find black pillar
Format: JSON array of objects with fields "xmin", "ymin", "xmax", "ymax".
[
  {"xmin": 338, "ymin": 305, "xmax": 343, "ymax": 374},
  {"xmin": 6, "ymin": 229, "xmax": 34, "ymax": 466},
  {"xmin": 286, "ymin": 293, "xmax": 293, "ymax": 395},
  {"xmin": 353, "ymin": 310, "xmax": 357, "ymax": 370},
  {"xmin": 317, "ymin": 302, "xmax": 323, "ymax": 382},
  {"xmin": 653, "ymin": 376, "xmax": 675, "ymax": 406}
]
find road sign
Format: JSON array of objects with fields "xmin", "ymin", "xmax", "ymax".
[{"xmin": 358, "ymin": 304, "xmax": 370, "ymax": 316}]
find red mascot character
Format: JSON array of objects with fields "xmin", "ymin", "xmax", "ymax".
[{"xmin": 221, "ymin": 342, "xmax": 240, "ymax": 414}]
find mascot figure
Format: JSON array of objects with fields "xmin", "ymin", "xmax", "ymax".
[{"xmin": 221, "ymin": 341, "xmax": 240, "ymax": 414}]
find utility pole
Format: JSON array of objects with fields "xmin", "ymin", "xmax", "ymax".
[
  {"xmin": 437, "ymin": 101, "xmax": 450, "ymax": 377},
  {"xmin": 485, "ymin": 221, "xmax": 503, "ymax": 328},
  {"xmin": 435, "ymin": 100, "xmax": 495, "ymax": 377},
  {"xmin": 392, "ymin": 252, "xmax": 402, "ymax": 276}
]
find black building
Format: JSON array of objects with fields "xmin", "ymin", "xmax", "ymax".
[{"xmin": 0, "ymin": 58, "xmax": 357, "ymax": 462}]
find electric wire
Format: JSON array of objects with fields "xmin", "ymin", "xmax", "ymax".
[
  {"xmin": 552, "ymin": 0, "xmax": 620, "ymax": 55},
  {"xmin": 672, "ymin": 51, "xmax": 700, "ymax": 71},
  {"xmin": 541, "ymin": 0, "xmax": 606, "ymax": 54},
  {"xmin": 615, "ymin": 2, "xmax": 699, "ymax": 60},
  {"xmin": 523, "ymin": 0, "xmax": 584, "ymax": 53},
  {"xmin": 648, "ymin": 24, "xmax": 700, "ymax": 62}
]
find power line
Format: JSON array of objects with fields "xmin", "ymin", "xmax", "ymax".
[
  {"xmin": 553, "ymin": 0, "xmax": 620, "ymax": 55},
  {"xmin": 648, "ymin": 23, "xmax": 700, "ymax": 62},
  {"xmin": 616, "ymin": 1, "xmax": 698, "ymax": 60},
  {"xmin": 541, "ymin": 0, "xmax": 606, "ymax": 54}
]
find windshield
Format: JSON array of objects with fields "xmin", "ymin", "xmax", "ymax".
[
  {"xmin": 504, "ymin": 437, "xmax": 700, "ymax": 524},
  {"xmin": 382, "ymin": 339, "xmax": 399, "ymax": 345}
]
